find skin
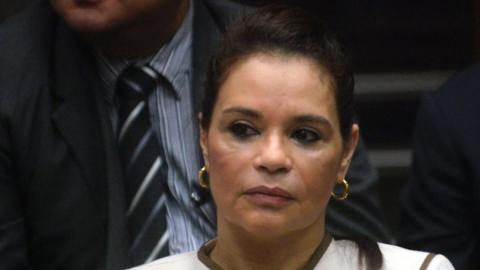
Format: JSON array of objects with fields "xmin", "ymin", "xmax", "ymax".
[
  {"xmin": 50, "ymin": 0, "xmax": 189, "ymax": 59},
  {"xmin": 200, "ymin": 53, "xmax": 359, "ymax": 270}
]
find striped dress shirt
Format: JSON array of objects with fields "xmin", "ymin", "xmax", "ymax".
[{"xmin": 95, "ymin": 2, "xmax": 216, "ymax": 256}]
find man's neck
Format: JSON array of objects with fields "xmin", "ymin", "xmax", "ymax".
[{"xmin": 86, "ymin": 0, "xmax": 189, "ymax": 60}]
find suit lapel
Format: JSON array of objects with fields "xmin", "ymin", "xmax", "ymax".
[
  {"xmin": 191, "ymin": 0, "xmax": 224, "ymax": 227},
  {"xmin": 192, "ymin": 0, "xmax": 252, "ymax": 113},
  {"xmin": 50, "ymin": 22, "xmax": 109, "ymax": 215},
  {"xmin": 193, "ymin": 0, "xmax": 254, "ymax": 111},
  {"xmin": 192, "ymin": 0, "xmax": 222, "ymax": 113},
  {"xmin": 50, "ymin": 22, "xmax": 130, "ymax": 268}
]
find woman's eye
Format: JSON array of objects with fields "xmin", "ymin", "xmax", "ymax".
[
  {"xmin": 291, "ymin": 128, "xmax": 320, "ymax": 144},
  {"xmin": 229, "ymin": 123, "xmax": 258, "ymax": 138}
]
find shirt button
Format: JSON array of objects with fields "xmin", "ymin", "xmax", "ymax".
[{"xmin": 191, "ymin": 191, "xmax": 201, "ymax": 203}]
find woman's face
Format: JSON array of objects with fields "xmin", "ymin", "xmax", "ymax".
[{"xmin": 200, "ymin": 53, "xmax": 358, "ymax": 237}]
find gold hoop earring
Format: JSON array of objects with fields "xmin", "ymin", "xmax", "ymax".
[
  {"xmin": 331, "ymin": 179, "xmax": 349, "ymax": 200},
  {"xmin": 198, "ymin": 165, "xmax": 209, "ymax": 189}
]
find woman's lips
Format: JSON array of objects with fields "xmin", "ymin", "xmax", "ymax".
[
  {"xmin": 74, "ymin": 0, "xmax": 102, "ymax": 6},
  {"xmin": 243, "ymin": 186, "xmax": 294, "ymax": 207}
]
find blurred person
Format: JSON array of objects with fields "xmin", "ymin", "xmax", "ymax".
[
  {"xmin": 132, "ymin": 6, "xmax": 453, "ymax": 270},
  {"xmin": 399, "ymin": 64, "xmax": 480, "ymax": 270}
]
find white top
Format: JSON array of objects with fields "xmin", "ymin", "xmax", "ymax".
[
  {"xmin": 128, "ymin": 251, "xmax": 206, "ymax": 270},
  {"xmin": 129, "ymin": 237, "xmax": 455, "ymax": 270}
]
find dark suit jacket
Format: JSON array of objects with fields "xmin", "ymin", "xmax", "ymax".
[
  {"xmin": 399, "ymin": 64, "xmax": 480, "ymax": 270},
  {"xmin": 0, "ymin": 1, "xmax": 388, "ymax": 269}
]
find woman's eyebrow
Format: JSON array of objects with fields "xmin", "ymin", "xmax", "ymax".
[
  {"xmin": 293, "ymin": 114, "xmax": 332, "ymax": 128},
  {"xmin": 222, "ymin": 106, "xmax": 262, "ymax": 118}
]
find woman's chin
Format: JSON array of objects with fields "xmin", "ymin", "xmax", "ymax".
[{"xmin": 239, "ymin": 216, "xmax": 293, "ymax": 238}]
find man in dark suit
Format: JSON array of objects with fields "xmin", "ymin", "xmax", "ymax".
[
  {"xmin": 399, "ymin": 64, "xmax": 480, "ymax": 270},
  {"xmin": 0, "ymin": 0, "xmax": 389, "ymax": 269}
]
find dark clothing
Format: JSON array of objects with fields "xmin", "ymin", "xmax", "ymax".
[
  {"xmin": 0, "ymin": 1, "xmax": 388, "ymax": 269},
  {"xmin": 399, "ymin": 64, "xmax": 480, "ymax": 270}
]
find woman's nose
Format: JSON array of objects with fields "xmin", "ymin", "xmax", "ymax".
[{"xmin": 253, "ymin": 134, "xmax": 292, "ymax": 173}]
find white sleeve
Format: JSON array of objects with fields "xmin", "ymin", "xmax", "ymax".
[{"xmin": 426, "ymin": 254, "xmax": 455, "ymax": 270}]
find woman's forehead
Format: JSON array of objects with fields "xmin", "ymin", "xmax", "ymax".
[
  {"xmin": 220, "ymin": 53, "xmax": 334, "ymax": 100},
  {"xmin": 214, "ymin": 53, "xmax": 339, "ymax": 124}
]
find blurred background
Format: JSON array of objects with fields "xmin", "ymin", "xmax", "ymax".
[{"xmin": 1, "ymin": 0, "xmax": 478, "ymax": 241}]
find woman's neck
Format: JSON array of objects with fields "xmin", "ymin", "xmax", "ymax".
[{"xmin": 210, "ymin": 222, "xmax": 325, "ymax": 270}]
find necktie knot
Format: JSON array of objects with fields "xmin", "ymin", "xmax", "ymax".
[{"xmin": 117, "ymin": 64, "xmax": 159, "ymax": 100}]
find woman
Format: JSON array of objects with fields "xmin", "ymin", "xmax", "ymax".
[{"xmin": 131, "ymin": 5, "xmax": 454, "ymax": 270}]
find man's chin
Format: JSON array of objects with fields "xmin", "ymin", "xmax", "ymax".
[
  {"xmin": 65, "ymin": 13, "xmax": 115, "ymax": 35},
  {"xmin": 53, "ymin": 3, "xmax": 113, "ymax": 34}
]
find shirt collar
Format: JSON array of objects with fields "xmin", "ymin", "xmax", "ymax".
[
  {"xmin": 147, "ymin": 0, "xmax": 193, "ymax": 97},
  {"xmin": 95, "ymin": 0, "xmax": 193, "ymax": 103}
]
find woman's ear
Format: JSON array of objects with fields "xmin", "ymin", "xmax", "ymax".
[
  {"xmin": 198, "ymin": 113, "xmax": 209, "ymax": 165},
  {"xmin": 336, "ymin": 124, "xmax": 359, "ymax": 183}
]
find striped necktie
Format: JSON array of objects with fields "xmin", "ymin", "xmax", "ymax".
[{"xmin": 116, "ymin": 64, "xmax": 170, "ymax": 265}]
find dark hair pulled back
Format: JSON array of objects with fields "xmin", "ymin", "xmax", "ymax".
[{"xmin": 201, "ymin": 4, "xmax": 355, "ymax": 142}]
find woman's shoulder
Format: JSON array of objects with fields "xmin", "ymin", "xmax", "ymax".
[
  {"xmin": 327, "ymin": 239, "xmax": 454, "ymax": 270},
  {"xmin": 128, "ymin": 251, "xmax": 209, "ymax": 270},
  {"xmin": 377, "ymin": 242, "xmax": 454, "ymax": 270}
]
